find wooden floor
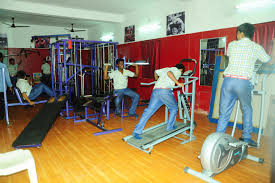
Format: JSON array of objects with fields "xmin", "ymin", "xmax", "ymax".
[{"xmin": 0, "ymin": 104, "xmax": 273, "ymax": 183}]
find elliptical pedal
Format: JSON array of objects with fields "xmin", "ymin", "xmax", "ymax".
[{"xmin": 229, "ymin": 141, "xmax": 247, "ymax": 148}]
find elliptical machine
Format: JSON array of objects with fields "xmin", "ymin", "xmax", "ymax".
[
  {"xmin": 184, "ymin": 132, "xmax": 264, "ymax": 183},
  {"xmin": 184, "ymin": 63, "xmax": 272, "ymax": 183}
]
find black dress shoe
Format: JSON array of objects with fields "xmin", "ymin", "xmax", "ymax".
[
  {"xmin": 239, "ymin": 137, "xmax": 257, "ymax": 147},
  {"xmin": 24, "ymin": 105, "xmax": 34, "ymax": 109}
]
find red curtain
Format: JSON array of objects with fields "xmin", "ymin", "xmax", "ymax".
[
  {"xmin": 253, "ymin": 21, "xmax": 275, "ymax": 54},
  {"xmin": 140, "ymin": 40, "xmax": 161, "ymax": 78}
]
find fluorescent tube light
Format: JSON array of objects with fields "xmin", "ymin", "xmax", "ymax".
[
  {"xmin": 236, "ymin": 0, "xmax": 275, "ymax": 10},
  {"xmin": 139, "ymin": 23, "xmax": 161, "ymax": 33},
  {"xmin": 100, "ymin": 33, "xmax": 114, "ymax": 41}
]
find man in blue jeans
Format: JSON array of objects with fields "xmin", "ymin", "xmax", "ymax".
[
  {"xmin": 16, "ymin": 70, "xmax": 54, "ymax": 106},
  {"xmin": 216, "ymin": 23, "xmax": 275, "ymax": 147},
  {"xmin": 104, "ymin": 58, "xmax": 139, "ymax": 117},
  {"xmin": 132, "ymin": 64, "xmax": 185, "ymax": 139}
]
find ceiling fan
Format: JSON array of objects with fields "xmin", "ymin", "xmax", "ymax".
[
  {"xmin": 65, "ymin": 24, "xmax": 86, "ymax": 32},
  {"xmin": 2, "ymin": 17, "xmax": 30, "ymax": 28}
]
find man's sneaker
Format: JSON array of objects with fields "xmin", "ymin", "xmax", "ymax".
[
  {"xmin": 239, "ymin": 137, "xmax": 257, "ymax": 147},
  {"xmin": 166, "ymin": 125, "xmax": 177, "ymax": 131},
  {"xmin": 24, "ymin": 105, "xmax": 34, "ymax": 109},
  {"xmin": 133, "ymin": 133, "xmax": 142, "ymax": 139},
  {"xmin": 129, "ymin": 113, "xmax": 138, "ymax": 117}
]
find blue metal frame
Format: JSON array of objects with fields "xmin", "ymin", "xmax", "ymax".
[
  {"xmin": 200, "ymin": 49, "xmax": 223, "ymax": 76},
  {"xmin": 50, "ymin": 39, "xmax": 119, "ymax": 131}
]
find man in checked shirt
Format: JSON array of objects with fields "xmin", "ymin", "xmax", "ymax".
[{"xmin": 216, "ymin": 23, "xmax": 275, "ymax": 147}]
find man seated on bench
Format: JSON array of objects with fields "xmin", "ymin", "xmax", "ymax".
[
  {"xmin": 16, "ymin": 70, "xmax": 54, "ymax": 106},
  {"xmin": 104, "ymin": 58, "xmax": 140, "ymax": 117}
]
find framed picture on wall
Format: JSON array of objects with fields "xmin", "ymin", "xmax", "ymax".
[
  {"xmin": 166, "ymin": 11, "xmax": 185, "ymax": 36},
  {"xmin": 124, "ymin": 25, "xmax": 135, "ymax": 43},
  {"xmin": 34, "ymin": 37, "xmax": 50, "ymax": 48}
]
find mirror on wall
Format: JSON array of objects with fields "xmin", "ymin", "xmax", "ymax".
[{"xmin": 199, "ymin": 37, "xmax": 226, "ymax": 86}]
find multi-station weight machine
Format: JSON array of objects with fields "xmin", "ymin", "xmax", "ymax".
[
  {"xmin": 49, "ymin": 39, "xmax": 124, "ymax": 135},
  {"xmin": 50, "ymin": 39, "xmax": 117, "ymax": 119},
  {"xmin": 50, "ymin": 39, "xmax": 151, "ymax": 135}
]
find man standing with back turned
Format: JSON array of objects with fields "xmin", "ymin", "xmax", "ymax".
[{"xmin": 216, "ymin": 23, "xmax": 275, "ymax": 147}]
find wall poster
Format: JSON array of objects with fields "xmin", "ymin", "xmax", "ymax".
[
  {"xmin": 124, "ymin": 25, "xmax": 135, "ymax": 43},
  {"xmin": 167, "ymin": 12, "xmax": 185, "ymax": 36}
]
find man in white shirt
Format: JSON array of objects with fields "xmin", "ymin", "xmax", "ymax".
[
  {"xmin": 132, "ymin": 64, "xmax": 185, "ymax": 139},
  {"xmin": 216, "ymin": 23, "xmax": 275, "ymax": 147},
  {"xmin": 16, "ymin": 70, "xmax": 54, "ymax": 106},
  {"xmin": 8, "ymin": 57, "xmax": 22, "ymax": 87},
  {"xmin": 41, "ymin": 58, "xmax": 51, "ymax": 87},
  {"xmin": 104, "ymin": 58, "xmax": 139, "ymax": 117}
]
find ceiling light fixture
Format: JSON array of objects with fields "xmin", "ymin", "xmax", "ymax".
[
  {"xmin": 100, "ymin": 33, "xmax": 114, "ymax": 41},
  {"xmin": 236, "ymin": 0, "xmax": 275, "ymax": 10},
  {"xmin": 138, "ymin": 23, "xmax": 161, "ymax": 33}
]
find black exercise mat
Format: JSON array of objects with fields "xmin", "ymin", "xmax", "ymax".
[{"xmin": 12, "ymin": 97, "xmax": 67, "ymax": 148}]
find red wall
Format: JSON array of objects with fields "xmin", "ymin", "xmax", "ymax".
[
  {"xmin": 117, "ymin": 26, "xmax": 237, "ymax": 113},
  {"xmin": 4, "ymin": 48, "xmax": 93, "ymax": 73},
  {"xmin": 6, "ymin": 22, "xmax": 273, "ymax": 113},
  {"xmin": 5, "ymin": 48, "xmax": 51, "ymax": 76}
]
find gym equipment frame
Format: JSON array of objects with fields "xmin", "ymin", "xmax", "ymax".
[{"xmin": 123, "ymin": 59, "xmax": 198, "ymax": 154}]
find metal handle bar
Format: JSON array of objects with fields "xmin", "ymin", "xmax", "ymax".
[{"xmin": 180, "ymin": 58, "xmax": 197, "ymax": 76}]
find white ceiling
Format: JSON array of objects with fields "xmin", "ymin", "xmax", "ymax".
[
  {"xmin": 0, "ymin": 0, "xmax": 187, "ymax": 29},
  {"xmin": 0, "ymin": 9, "xmax": 100, "ymax": 29},
  {"xmin": 16, "ymin": 0, "xmax": 158, "ymax": 14}
]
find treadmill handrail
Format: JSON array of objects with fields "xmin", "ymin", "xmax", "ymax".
[
  {"xmin": 140, "ymin": 77, "xmax": 198, "ymax": 88},
  {"xmin": 180, "ymin": 58, "xmax": 197, "ymax": 77}
]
